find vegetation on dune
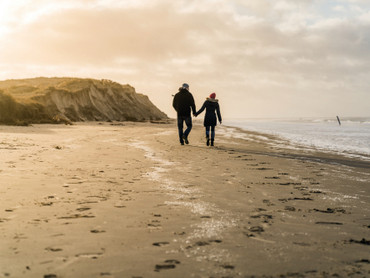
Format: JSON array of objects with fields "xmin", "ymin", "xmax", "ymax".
[
  {"xmin": 0, "ymin": 77, "xmax": 129, "ymax": 97},
  {"xmin": 0, "ymin": 91, "xmax": 52, "ymax": 125}
]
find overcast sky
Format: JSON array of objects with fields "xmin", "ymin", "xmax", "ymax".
[{"xmin": 1, "ymin": 0, "xmax": 369, "ymax": 118}]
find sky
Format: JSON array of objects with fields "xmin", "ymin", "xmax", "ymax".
[{"xmin": 0, "ymin": 0, "xmax": 370, "ymax": 119}]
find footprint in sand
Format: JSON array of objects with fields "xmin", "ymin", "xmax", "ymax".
[
  {"xmin": 155, "ymin": 260, "xmax": 180, "ymax": 271},
  {"xmin": 285, "ymin": 206, "xmax": 296, "ymax": 211},
  {"xmin": 152, "ymin": 242, "xmax": 169, "ymax": 247},
  {"xmin": 90, "ymin": 229, "xmax": 106, "ymax": 233},
  {"xmin": 174, "ymin": 231, "xmax": 186, "ymax": 236},
  {"xmin": 99, "ymin": 272, "xmax": 112, "ymax": 276},
  {"xmin": 45, "ymin": 247, "xmax": 63, "ymax": 252},
  {"xmin": 249, "ymin": 226, "xmax": 264, "ymax": 233},
  {"xmin": 262, "ymin": 199, "xmax": 275, "ymax": 206},
  {"xmin": 313, "ymin": 208, "xmax": 346, "ymax": 214},
  {"xmin": 265, "ymin": 176, "xmax": 280, "ymax": 179},
  {"xmin": 220, "ymin": 264, "xmax": 235, "ymax": 270},
  {"xmin": 278, "ymin": 182, "xmax": 301, "ymax": 186},
  {"xmin": 14, "ymin": 233, "xmax": 27, "ymax": 240},
  {"xmin": 194, "ymin": 241, "xmax": 210, "ymax": 246},
  {"xmin": 148, "ymin": 220, "xmax": 161, "ymax": 228},
  {"xmin": 58, "ymin": 214, "xmax": 95, "ymax": 219},
  {"xmin": 44, "ymin": 274, "xmax": 58, "ymax": 278},
  {"xmin": 279, "ymin": 197, "xmax": 313, "ymax": 202},
  {"xmin": 310, "ymin": 190, "xmax": 325, "ymax": 194},
  {"xmin": 255, "ymin": 208, "xmax": 267, "ymax": 212},
  {"xmin": 155, "ymin": 264, "xmax": 176, "ymax": 271},
  {"xmin": 251, "ymin": 214, "xmax": 273, "ymax": 224},
  {"xmin": 293, "ymin": 242, "xmax": 311, "ymax": 246},
  {"xmin": 293, "ymin": 197, "xmax": 313, "ymax": 201},
  {"xmin": 348, "ymin": 238, "xmax": 370, "ymax": 245},
  {"xmin": 76, "ymin": 207, "xmax": 91, "ymax": 212},
  {"xmin": 315, "ymin": 221, "xmax": 343, "ymax": 225},
  {"xmin": 209, "ymin": 239, "xmax": 222, "ymax": 243},
  {"xmin": 40, "ymin": 201, "xmax": 53, "ymax": 206},
  {"xmin": 114, "ymin": 203, "xmax": 126, "ymax": 208},
  {"xmin": 185, "ymin": 239, "xmax": 222, "ymax": 249},
  {"xmin": 75, "ymin": 252, "xmax": 104, "ymax": 259}
]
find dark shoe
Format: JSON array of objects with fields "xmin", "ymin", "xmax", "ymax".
[
  {"xmin": 211, "ymin": 140, "xmax": 214, "ymax": 146},
  {"xmin": 206, "ymin": 138, "xmax": 210, "ymax": 146},
  {"xmin": 181, "ymin": 142, "xmax": 184, "ymax": 145},
  {"xmin": 182, "ymin": 135, "xmax": 189, "ymax": 144}
]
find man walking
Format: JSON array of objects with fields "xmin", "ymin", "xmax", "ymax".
[{"xmin": 172, "ymin": 83, "xmax": 196, "ymax": 145}]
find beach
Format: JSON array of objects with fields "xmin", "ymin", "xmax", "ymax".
[{"xmin": 0, "ymin": 122, "xmax": 369, "ymax": 278}]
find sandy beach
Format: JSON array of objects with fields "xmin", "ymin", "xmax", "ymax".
[{"xmin": 0, "ymin": 121, "xmax": 369, "ymax": 278}]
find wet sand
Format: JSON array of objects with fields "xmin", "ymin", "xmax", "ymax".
[{"xmin": 0, "ymin": 122, "xmax": 369, "ymax": 278}]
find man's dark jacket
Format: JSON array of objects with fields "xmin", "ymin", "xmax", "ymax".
[{"xmin": 172, "ymin": 88, "xmax": 196, "ymax": 117}]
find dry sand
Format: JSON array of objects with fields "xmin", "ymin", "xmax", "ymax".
[{"xmin": 0, "ymin": 122, "xmax": 369, "ymax": 278}]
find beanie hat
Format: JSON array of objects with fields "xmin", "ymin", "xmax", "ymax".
[
  {"xmin": 209, "ymin": 92, "xmax": 216, "ymax": 99},
  {"xmin": 182, "ymin": 83, "xmax": 189, "ymax": 89}
]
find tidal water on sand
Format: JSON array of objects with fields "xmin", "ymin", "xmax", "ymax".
[{"xmin": 223, "ymin": 117, "xmax": 370, "ymax": 161}]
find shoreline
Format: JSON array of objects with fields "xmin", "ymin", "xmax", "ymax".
[
  {"xmin": 1, "ymin": 122, "xmax": 369, "ymax": 277},
  {"xmin": 221, "ymin": 118, "xmax": 370, "ymax": 163},
  {"xmin": 220, "ymin": 124, "xmax": 370, "ymax": 169}
]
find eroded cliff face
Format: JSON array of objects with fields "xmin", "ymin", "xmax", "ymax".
[{"xmin": 0, "ymin": 78, "xmax": 168, "ymax": 124}]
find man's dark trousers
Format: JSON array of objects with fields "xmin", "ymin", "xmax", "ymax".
[{"xmin": 177, "ymin": 115, "xmax": 192, "ymax": 144}]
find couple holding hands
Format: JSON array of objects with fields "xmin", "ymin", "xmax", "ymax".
[{"xmin": 172, "ymin": 83, "xmax": 222, "ymax": 146}]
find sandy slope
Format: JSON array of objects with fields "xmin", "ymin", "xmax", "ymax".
[
  {"xmin": 0, "ymin": 78, "xmax": 168, "ymax": 125},
  {"xmin": 0, "ymin": 122, "xmax": 369, "ymax": 278}
]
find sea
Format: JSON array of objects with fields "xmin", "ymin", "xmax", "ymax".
[{"xmin": 222, "ymin": 117, "xmax": 370, "ymax": 161}]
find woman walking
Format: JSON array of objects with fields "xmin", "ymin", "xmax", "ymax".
[{"xmin": 195, "ymin": 92, "xmax": 222, "ymax": 146}]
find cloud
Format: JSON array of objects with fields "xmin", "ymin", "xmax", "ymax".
[{"xmin": 0, "ymin": 0, "xmax": 369, "ymax": 117}]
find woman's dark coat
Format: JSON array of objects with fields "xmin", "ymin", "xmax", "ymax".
[{"xmin": 195, "ymin": 98, "xmax": 222, "ymax": 127}]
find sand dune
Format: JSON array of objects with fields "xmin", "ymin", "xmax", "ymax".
[{"xmin": 0, "ymin": 78, "xmax": 168, "ymax": 125}]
